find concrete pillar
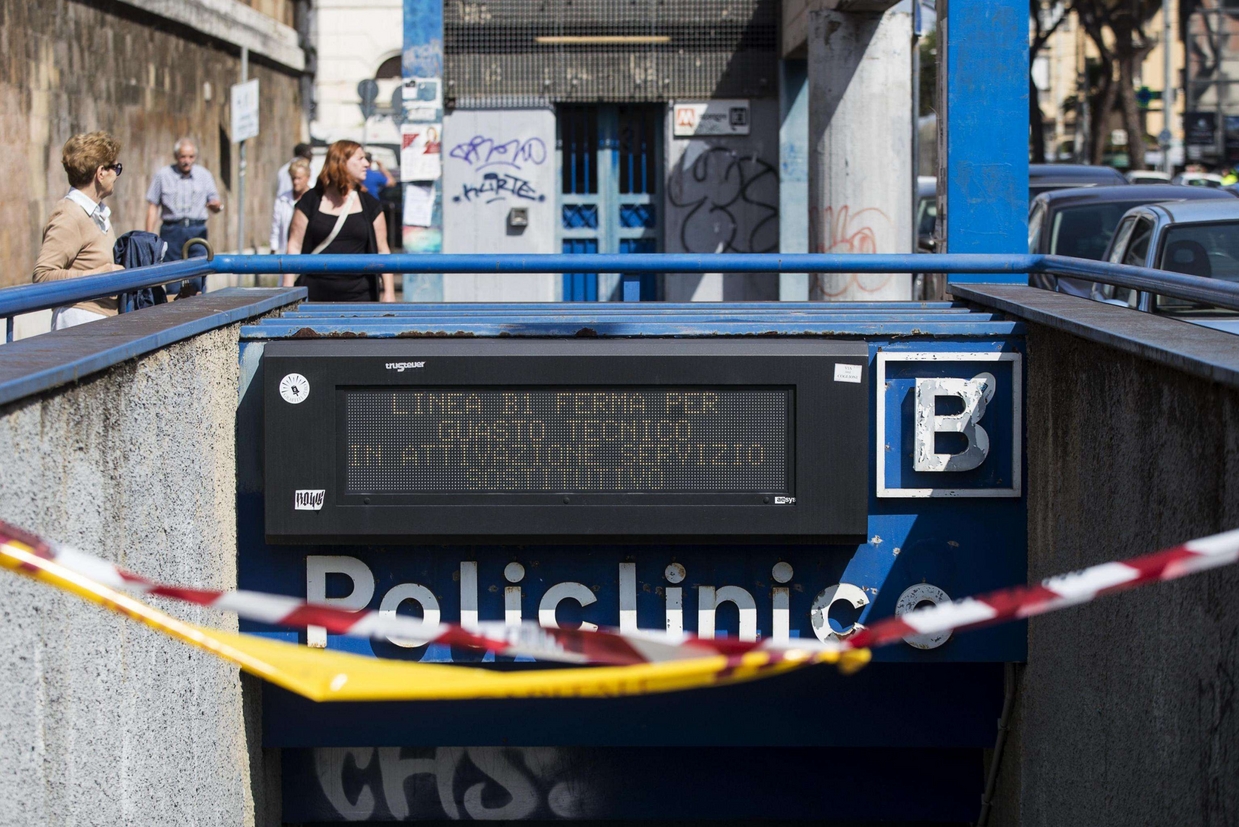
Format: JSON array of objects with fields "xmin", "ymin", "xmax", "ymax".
[
  {"xmin": 779, "ymin": 58, "xmax": 811, "ymax": 301},
  {"xmin": 807, "ymin": 3, "xmax": 913, "ymax": 301}
]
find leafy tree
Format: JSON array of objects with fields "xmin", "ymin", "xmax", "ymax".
[
  {"xmin": 1071, "ymin": 0, "xmax": 1162, "ymax": 168},
  {"xmin": 1031, "ymin": 1, "xmax": 1070, "ymax": 162}
]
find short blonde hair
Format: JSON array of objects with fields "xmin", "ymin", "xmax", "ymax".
[
  {"xmin": 289, "ymin": 157, "xmax": 311, "ymax": 178},
  {"xmin": 62, "ymin": 132, "xmax": 120, "ymax": 188}
]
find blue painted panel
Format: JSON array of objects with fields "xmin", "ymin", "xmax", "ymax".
[
  {"xmin": 241, "ymin": 319, "xmax": 1024, "ymax": 338},
  {"xmin": 945, "ymin": 0, "xmax": 1029, "ymax": 283},
  {"xmin": 238, "ymin": 340, "xmax": 1025, "ymax": 668},
  {"xmin": 562, "ymin": 204, "xmax": 598, "ymax": 230},
  {"xmin": 261, "ymin": 661, "xmax": 1004, "ymax": 748},
  {"xmin": 561, "ymin": 238, "xmax": 598, "ymax": 301},
  {"xmin": 281, "ymin": 745, "xmax": 986, "ymax": 822},
  {"xmin": 619, "ymin": 204, "xmax": 656, "ymax": 229},
  {"xmin": 237, "ymin": 313, "xmax": 1023, "ymax": 757}
]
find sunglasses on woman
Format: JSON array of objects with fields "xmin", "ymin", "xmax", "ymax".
[{"xmin": 104, "ymin": 162, "xmax": 123, "ymax": 175}]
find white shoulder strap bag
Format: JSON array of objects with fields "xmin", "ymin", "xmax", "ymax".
[{"xmin": 309, "ymin": 190, "xmax": 358, "ymax": 254}]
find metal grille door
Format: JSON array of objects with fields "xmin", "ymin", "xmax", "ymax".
[{"xmin": 559, "ymin": 105, "xmax": 662, "ymax": 301}]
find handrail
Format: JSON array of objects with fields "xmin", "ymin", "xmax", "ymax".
[
  {"xmin": 1039, "ymin": 254, "xmax": 1239, "ymax": 312},
  {"xmin": 0, "ymin": 259, "xmax": 215, "ymax": 318},
  {"xmin": 3, "ymin": 253, "xmax": 1238, "ymax": 332}
]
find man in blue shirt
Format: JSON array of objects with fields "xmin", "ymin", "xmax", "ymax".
[
  {"xmin": 145, "ymin": 137, "xmax": 222, "ymax": 294},
  {"xmin": 362, "ymin": 152, "xmax": 396, "ymax": 199}
]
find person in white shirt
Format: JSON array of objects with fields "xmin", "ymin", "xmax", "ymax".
[
  {"xmin": 275, "ymin": 143, "xmax": 313, "ymax": 197},
  {"xmin": 270, "ymin": 157, "xmax": 312, "ymax": 254}
]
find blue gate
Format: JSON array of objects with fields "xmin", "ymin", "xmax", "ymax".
[{"xmin": 559, "ymin": 105, "xmax": 662, "ymax": 301}]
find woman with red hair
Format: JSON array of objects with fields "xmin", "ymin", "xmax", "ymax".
[{"xmin": 283, "ymin": 140, "xmax": 395, "ymax": 302}]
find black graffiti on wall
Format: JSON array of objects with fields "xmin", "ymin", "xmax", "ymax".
[
  {"xmin": 667, "ymin": 147, "xmax": 779, "ymax": 254},
  {"xmin": 453, "ymin": 172, "xmax": 547, "ymax": 204}
]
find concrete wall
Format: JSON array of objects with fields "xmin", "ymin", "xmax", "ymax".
[
  {"xmin": 0, "ymin": 326, "xmax": 273, "ymax": 826},
  {"xmin": 992, "ymin": 324, "xmax": 1239, "ymax": 827},
  {"xmin": 441, "ymin": 109, "xmax": 558, "ymax": 301},
  {"xmin": 0, "ymin": 0, "xmax": 304, "ymax": 289},
  {"xmin": 664, "ymin": 98, "xmax": 781, "ymax": 301}
]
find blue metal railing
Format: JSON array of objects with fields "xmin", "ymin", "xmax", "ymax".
[{"xmin": 4, "ymin": 253, "xmax": 1239, "ymax": 342}]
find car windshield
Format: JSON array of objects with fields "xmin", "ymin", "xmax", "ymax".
[
  {"xmin": 1155, "ymin": 221, "xmax": 1239, "ymax": 316},
  {"xmin": 1048, "ymin": 202, "xmax": 1150, "ymax": 259}
]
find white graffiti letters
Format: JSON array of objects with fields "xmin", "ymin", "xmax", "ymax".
[{"xmin": 315, "ymin": 747, "xmax": 587, "ymax": 821}]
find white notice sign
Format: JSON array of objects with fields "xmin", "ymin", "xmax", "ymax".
[
  {"xmin": 672, "ymin": 100, "xmax": 750, "ymax": 137},
  {"xmin": 231, "ymin": 79, "xmax": 260, "ymax": 143}
]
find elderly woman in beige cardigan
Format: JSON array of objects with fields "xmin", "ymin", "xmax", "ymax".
[{"xmin": 33, "ymin": 132, "xmax": 125, "ymax": 330}]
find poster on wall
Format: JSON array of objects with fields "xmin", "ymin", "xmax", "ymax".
[
  {"xmin": 672, "ymin": 100, "xmax": 751, "ymax": 137},
  {"xmin": 401, "ymin": 123, "xmax": 442, "ymax": 181},
  {"xmin": 402, "ymin": 77, "xmax": 442, "ymax": 122},
  {"xmin": 403, "ymin": 182, "xmax": 436, "ymax": 226}
]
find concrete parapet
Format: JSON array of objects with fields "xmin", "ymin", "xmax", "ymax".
[
  {"xmin": 0, "ymin": 291, "xmax": 300, "ymax": 825},
  {"xmin": 954, "ymin": 286, "xmax": 1239, "ymax": 826}
]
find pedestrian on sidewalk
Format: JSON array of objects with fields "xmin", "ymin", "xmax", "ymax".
[
  {"xmin": 33, "ymin": 131, "xmax": 125, "ymax": 330},
  {"xmin": 276, "ymin": 142, "xmax": 313, "ymax": 196},
  {"xmin": 144, "ymin": 137, "xmax": 221, "ymax": 296},
  {"xmin": 361, "ymin": 152, "xmax": 395, "ymax": 198},
  {"xmin": 270, "ymin": 157, "xmax": 312, "ymax": 255},
  {"xmin": 283, "ymin": 140, "xmax": 396, "ymax": 302}
]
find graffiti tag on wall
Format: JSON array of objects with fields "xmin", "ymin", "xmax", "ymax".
[
  {"xmin": 449, "ymin": 136, "xmax": 548, "ymax": 171},
  {"xmin": 310, "ymin": 747, "xmax": 601, "ymax": 821},
  {"xmin": 667, "ymin": 146, "xmax": 779, "ymax": 254},
  {"xmin": 448, "ymin": 134, "xmax": 549, "ymax": 205},
  {"xmin": 809, "ymin": 206, "xmax": 897, "ymax": 297},
  {"xmin": 452, "ymin": 172, "xmax": 546, "ymax": 204}
]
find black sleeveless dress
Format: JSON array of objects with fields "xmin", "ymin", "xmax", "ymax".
[{"xmin": 294, "ymin": 186, "xmax": 383, "ymax": 302}]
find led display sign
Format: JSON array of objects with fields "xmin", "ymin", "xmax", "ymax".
[
  {"xmin": 263, "ymin": 340, "xmax": 868, "ymax": 542},
  {"xmin": 343, "ymin": 388, "xmax": 792, "ymax": 495}
]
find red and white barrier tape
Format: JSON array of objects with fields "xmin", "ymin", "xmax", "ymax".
[
  {"xmin": 0, "ymin": 520, "xmax": 840, "ymax": 666},
  {"xmin": 4, "ymin": 519, "xmax": 1239, "ymax": 662},
  {"xmin": 848, "ymin": 528, "xmax": 1239, "ymax": 649}
]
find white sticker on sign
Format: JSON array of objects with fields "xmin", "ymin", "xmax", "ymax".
[
  {"xmin": 295, "ymin": 490, "xmax": 325, "ymax": 511},
  {"xmin": 834, "ymin": 363, "xmax": 863, "ymax": 384},
  {"xmin": 279, "ymin": 373, "xmax": 310, "ymax": 404}
]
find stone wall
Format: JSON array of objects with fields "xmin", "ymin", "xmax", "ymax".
[
  {"xmin": 992, "ymin": 324, "xmax": 1239, "ymax": 826},
  {"xmin": 0, "ymin": 0, "xmax": 304, "ymax": 289}
]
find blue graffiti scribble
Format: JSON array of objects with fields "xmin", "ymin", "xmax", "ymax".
[
  {"xmin": 449, "ymin": 136, "xmax": 548, "ymax": 171},
  {"xmin": 452, "ymin": 172, "xmax": 546, "ymax": 204}
]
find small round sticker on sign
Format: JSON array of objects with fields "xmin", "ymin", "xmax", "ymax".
[{"xmin": 279, "ymin": 373, "xmax": 310, "ymax": 405}]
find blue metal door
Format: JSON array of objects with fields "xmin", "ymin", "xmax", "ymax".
[{"xmin": 559, "ymin": 105, "xmax": 662, "ymax": 301}]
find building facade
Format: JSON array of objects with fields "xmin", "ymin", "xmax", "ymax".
[
  {"xmin": 0, "ymin": 0, "xmax": 309, "ymax": 297},
  {"xmin": 393, "ymin": 0, "xmax": 920, "ymax": 302}
]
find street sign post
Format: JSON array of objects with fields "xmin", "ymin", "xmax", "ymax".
[
  {"xmin": 231, "ymin": 78, "xmax": 260, "ymax": 143},
  {"xmin": 358, "ymin": 79, "xmax": 380, "ymax": 148},
  {"xmin": 231, "ymin": 55, "xmax": 258, "ymax": 256}
]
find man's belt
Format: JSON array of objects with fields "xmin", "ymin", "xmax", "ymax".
[{"xmin": 163, "ymin": 218, "xmax": 207, "ymax": 227}]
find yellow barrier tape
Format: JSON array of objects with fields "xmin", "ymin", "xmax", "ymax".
[{"xmin": 0, "ymin": 539, "xmax": 870, "ymax": 701}]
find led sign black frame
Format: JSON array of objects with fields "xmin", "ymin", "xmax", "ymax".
[{"xmin": 263, "ymin": 340, "xmax": 869, "ymax": 543}]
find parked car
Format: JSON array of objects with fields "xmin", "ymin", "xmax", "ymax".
[
  {"xmin": 1170, "ymin": 172, "xmax": 1224, "ymax": 188},
  {"xmin": 916, "ymin": 176, "xmax": 936, "ymax": 252},
  {"xmin": 1028, "ymin": 184, "xmax": 1235, "ymax": 297},
  {"xmin": 1102, "ymin": 199, "xmax": 1239, "ymax": 332},
  {"xmin": 1125, "ymin": 170, "xmax": 1172, "ymax": 185},
  {"xmin": 1029, "ymin": 163, "xmax": 1127, "ymax": 198}
]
